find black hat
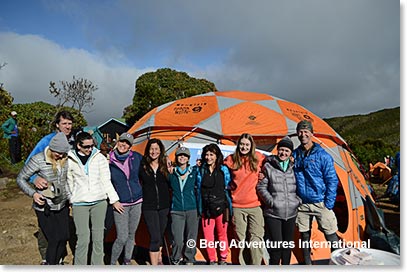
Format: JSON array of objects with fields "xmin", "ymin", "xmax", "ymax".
[
  {"xmin": 296, "ymin": 120, "xmax": 313, "ymax": 133},
  {"xmin": 277, "ymin": 136, "xmax": 294, "ymax": 152}
]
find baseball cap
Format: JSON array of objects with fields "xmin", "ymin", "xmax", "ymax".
[
  {"xmin": 119, "ymin": 132, "xmax": 134, "ymax": 145},
  {"xmin": 175, "ymin": 146, "xmax": 190, "ymax": 157}
]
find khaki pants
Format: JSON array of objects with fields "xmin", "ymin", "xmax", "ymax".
[
  {"xmin": 296, "ymin": 202, "xmax": 338, "ymax": 235},
  {"xmin": 232, "ymin": 207, "xmax": 264, "ymax": 265}
]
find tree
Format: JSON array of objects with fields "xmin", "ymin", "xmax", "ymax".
[
  {"xmin": 0, "ymin": 102, "xmax": 86, "ymax": 162},
  {"xmin": 0, "ymin": 86, "xmax": 13, "ymax": 106},
  {"xmin": 49, "ymin": 76, "xmax": 97, "ymax": 113},
  {"xmin": 123, "ymin": 68, "xmax": 217, "ymax": 124}
]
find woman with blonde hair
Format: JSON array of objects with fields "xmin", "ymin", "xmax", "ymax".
[
  {"xmin": 16, "ymin": 132, "xmax": 71, "ymax": 265},
  {"xmin": 224, "ymin": 133, "xmax": 265, "ymax": 265}
]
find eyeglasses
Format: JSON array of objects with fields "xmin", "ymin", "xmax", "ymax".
[{"xmin": 80, "ymin": 144, "xmax": 94, "ymax": 149}]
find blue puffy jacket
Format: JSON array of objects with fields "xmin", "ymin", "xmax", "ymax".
[{"xmin": 293, "ymin": 142, "xmax": 338, "ymax": 209}]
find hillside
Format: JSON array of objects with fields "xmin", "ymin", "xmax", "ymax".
[
  {"xmin": 324, "ymin": 107, "xmax": 400, "ymax": 169},
  {"xmin": 324, "ymin": 107, "xmax": 400, "ymax": 147}
]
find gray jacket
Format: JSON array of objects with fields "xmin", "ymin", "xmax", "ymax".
[
  {"xmin": 16, "ymin": 147, "xmax": 70, "ymax": 212},
  {"xmin": 256, "ymin": 155, "xmax": 301, "ymax": 220}
]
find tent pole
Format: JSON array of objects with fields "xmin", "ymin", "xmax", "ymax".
[{"xmin": 165, "ymin": 127, "xmax": 199, "ymax": 152}]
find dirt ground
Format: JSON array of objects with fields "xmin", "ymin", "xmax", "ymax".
[{"xmin": 0, "ymin": 182, "xmax": 400, "ymax": 265}]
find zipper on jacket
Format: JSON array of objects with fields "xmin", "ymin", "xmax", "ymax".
[{"xmin": 154, "ymin": 172, "xmax": 160, "ymax": 209}]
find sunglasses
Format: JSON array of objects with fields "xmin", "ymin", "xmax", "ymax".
[{"xmin": 80, "ymin": 144, "xmax": 94, "ymax": 149}]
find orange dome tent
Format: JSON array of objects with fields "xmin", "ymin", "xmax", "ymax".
[{"xmin": 126, "ymin": 90, "xmax": 374, "ymax": 264}]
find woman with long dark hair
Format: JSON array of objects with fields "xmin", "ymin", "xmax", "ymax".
[
  {"xmin": 139, "ymin": 138, "xmax": 170, "ymax": 265},
  {"xmin": 196, "ymin": 143, "xmax": 232, "ymax": 265}
]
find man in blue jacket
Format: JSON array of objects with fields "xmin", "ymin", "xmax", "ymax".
[
  {"xmin": 26, "ymin": 110, "xmax": 74, "ymax": 265},
  {"xmin": 293, "ymin": 120, "xmax": 339, "ymax": 265}
]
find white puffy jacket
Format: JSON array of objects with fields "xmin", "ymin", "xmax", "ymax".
[{"xmin": 67, "ymin": 148, "xmax": 119, "ymax": 204}]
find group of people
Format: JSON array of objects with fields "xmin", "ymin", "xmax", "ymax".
[{"xmin": 16, "ymin": 109, "xmax": 340, "ymax": 266}]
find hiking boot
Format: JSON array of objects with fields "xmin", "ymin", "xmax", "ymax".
[
  {"xmin": 123, "ymin": 259, "xmax": 131, "ymax": 265},
  {"xmin": 218, "ymin": 260, "xmax": 227, "ymax": 265},
  {"xmin": 171, "ymin": 258, "xmax": 183, "ymax": 265},
  {"xmin": 209, "ymin": 261, "xmax": 217, "ymax": 265},
  {"xmin": 40, "ymin": 260, "xmax": 48, "ymax": 265}
]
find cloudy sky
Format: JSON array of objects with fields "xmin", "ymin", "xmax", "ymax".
[{"xmin": 0, "ymin": 0, "xmax": 400, "ymax": 126}]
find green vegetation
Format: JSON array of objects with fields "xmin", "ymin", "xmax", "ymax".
[
  {"xmin": 123, "ymin": 68, "xmax": 217, "ymax": 125},
  {"xmin": 0, "ymin": 101, "xmax": 86, "ymax": 169},
  {"xmin": 324, "ymin": 107, "xmax": 400, "ymax": 170}
]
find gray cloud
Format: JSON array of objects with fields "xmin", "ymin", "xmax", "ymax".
[
  {"xmin": 0, "ymin": 32, "xmax": 149, "ymax": 125},
  {"xmin": 0, "ymin": 0, "xmax": 400, "ymax": 127}
]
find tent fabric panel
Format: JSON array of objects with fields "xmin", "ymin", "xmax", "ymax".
[
  {"xmin": 256, "ymin": 99, "xmax": 283, "ymax": 114},
  {"xmin": 128, "ymin": 108, "xmax": 157, "ymax": 134},
  {"xmin": 153, "ymin": 96, "xmax": 219, "ymax": 127},
  {"xmin": 277, "ymin": 100, "xmax": 337, "ymax": 136},
  {"xmin": 219, "ymin": 102, "xmax": 288, "ymax": 135},
  {"xmin": 216, "ymin": 96, "xmax": 246, "ymax": 111},
  {"xmin": 196, "ymin": 112, "xmax": 224, "ymax": 135}
]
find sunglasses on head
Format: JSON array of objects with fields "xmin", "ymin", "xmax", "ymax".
[{"xmin": 80, "ymin": 144, "xmax": 94, "ymax": 149}]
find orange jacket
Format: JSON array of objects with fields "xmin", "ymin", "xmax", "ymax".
[{"xmin": 224, "ymin": 151, "xmax": 265, "ymax": 208}]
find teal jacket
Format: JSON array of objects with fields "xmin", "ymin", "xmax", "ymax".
[
  {"xmin": 169, "ymin": 165, "xmax": 198, "ymax": 212},
  {"xmin": 1, "ymin": 117, "xmax": 18, "ymax": 139}
]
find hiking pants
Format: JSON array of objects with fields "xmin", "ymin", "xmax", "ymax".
[
  {"xmin": 110, "ymin": 203, "xmax": 142, "ymax": 264},
  {"xmin": 232, "ymin": 207, "xmax": 264, "ymax": 265},
  {"xmin": 72, "ymin": 200, "xmax": 107, "ymax": 265},
  {"xmin": 170, "ymin": 210, "xmax": 199, "ymax": 263},
  {"xmin": 35, "ymin": 205, "xmax": 70, "ymax": 265},
  {"xmin": 265, "ymin": 216, "xmax": 296, "ymax": 265},
  {"xmin": 201, "ymin": 213, "xmax": 229, "ymax": 263}
]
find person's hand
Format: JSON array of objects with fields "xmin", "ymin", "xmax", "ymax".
[
  {"xmin": 33, "ymin": 192, "xmax": 45, "ymax": 206},
  {"xmin": 258, "ymin": 172, "xmax": 265, "ymax": 181},
  {"xmin": 113, "ymin": 201, "xmax": 124, "ymax": 214},
  {"xmin": 34, "ymin": 176, "xmax": 48, "ymax": 189}
]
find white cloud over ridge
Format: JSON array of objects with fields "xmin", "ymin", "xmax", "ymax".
[{"xmin": 0, "ymin": 32, "xmax": 150, "ymax": 126}]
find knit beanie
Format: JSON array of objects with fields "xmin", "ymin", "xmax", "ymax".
[
  {"xmin": 296, "ymin": 120, "xmax": 313, "ymax": 133},
  {"xmin": 49, "ymin": 132, "xmax": 71, "ymax": 153},
  {"xmin": 277, "ymin": 136, "xmax": 294, "ymax": 152}
]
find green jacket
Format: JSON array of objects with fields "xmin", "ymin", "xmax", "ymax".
[{"xmin": 1, "ymin": 117, "xmax": 18, "ymax": 139}]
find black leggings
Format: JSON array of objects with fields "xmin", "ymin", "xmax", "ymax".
[
  {"xmin": 35, "ymin": 205, "xmax": 70, "ymax": 265},
  {"xmin": 265, "ymin": 216, "xmax": 296, "ymax": 265},
  {"xmin": 143, "ymin": 208, "xmax": 169, "ymax": 252}
]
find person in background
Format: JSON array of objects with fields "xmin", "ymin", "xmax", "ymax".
[
  {"xmin": 1, "ymin": 110, "xmax": 21, "ymax": 164},
  {"xmin": 169, "ymin": 146, "xmax": 199, "ymax": 265},
  {"xmin": 256, "ymin": 136, "xmax": 301, "ymax": 265},
  {"xmin": 224, "ymin": 133, "xmax": 265, "ymax": 265},
  {"xmin": 67, "ymin": 131, "xmax": 123, "ymax": 265},
  {"xmin": 196, "ymin": 143, "xmax": 232, "ymax": 265},
  {"xmin": 139, "ymin": 138, "xmax": 170, "ymax": 265},
  {"xmin": 16, "ymin": 132, "xmax": 71, "ymax": 265},
  {"xmin": 293, "ymin": 120, "xmax": 339, "ymax": 265},
  {"xmin": 26, "ymin": 110, "xmax": 74, "ymax": 265},
  {"xmin": 109, "ymin": 133, "xmax": 143, "ymax": 265}
]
